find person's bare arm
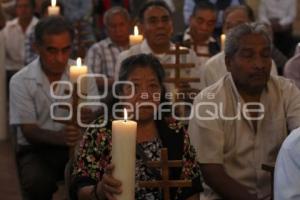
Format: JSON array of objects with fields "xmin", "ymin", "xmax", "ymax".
[
  {"xmin": 200, "ymin": 164, "xmax": 259, "ymax": 200},
  {"xmin": 21, "ymin": 123, "xmax": 82, "ymax": 147}
]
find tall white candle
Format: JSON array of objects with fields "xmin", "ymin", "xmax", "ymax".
[
  {"xmin": 48, "ymin": 0, "xmax": 60, "ymax": 16},
  {"xmin": 112, "ymin": 108, "xmax": 137, "ymax": 200},
  {"xmin": 69, "ymin": 58, "xmax": 88, "ymax": 94},
  {"xmin": 221, "ymin": 34, "xmax": 226, "ymax": 51},
  {"xmin": 129, "ymin": 26, "xmax": 143, "ymax": 46}
]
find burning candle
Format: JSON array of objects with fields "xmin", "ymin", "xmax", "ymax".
[
  {"xmin": 69, "ymin": 58, "xmax": 88, "ymax": 94},
  {"xmin": 221, "ymin": 34, "xmax": 226, "ymax": 51},
  {"xmin": 129, "ymin": 26, "xmax": 143, "ymax": 46},
  {"xmin": 111, "ymin": 108, "xmax": 137, "ymax": 200},
  {"xmin": 48, "ymin": 0, "xmax": 60, "ymax": 16}
]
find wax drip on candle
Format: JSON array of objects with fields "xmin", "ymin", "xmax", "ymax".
[
  {"xmin": 51, "ymin": 0, "xmax": 56, "ymax": 6},
  {"xmin": 124, "ymin": 108, "xmax": 127, "ymax": 122}
]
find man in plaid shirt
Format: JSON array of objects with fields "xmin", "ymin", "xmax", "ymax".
[{"xmin": 85, "ymin": 6, "xmax": 131, "ymax": 91}]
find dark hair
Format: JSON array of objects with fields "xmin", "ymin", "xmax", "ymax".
[
  {"xmin": 117, "ymin": 53, "xmax": 168, "ymax": 104},
  {"xmin": 138, "ymin": 1, "xmax": 172, "ymax": 22},
  {"xmin": 40, "ymin": 0, "xmax": 64, "ymax": 16},
  {"xmin": 16, "ymin": 0, "xmax": 35, "ymax": 9},
  {"xmin": 34, "ymin": 16, "xmax": 74, "ymax": 45},
  {"xmin": 191, "ymin": 1, "xmax": 217, "ymax": 17},
  {"xmin": 223, "ymin": 5, "xmax": 255, "ymax": 23}
]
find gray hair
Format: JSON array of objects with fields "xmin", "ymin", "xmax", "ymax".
[
  {"xmin": 225, "ymin": 22, "xmax": 272, "ymax": 58},
  {"xmin": 103, "ymin": 6, "xmax": 130, "ymax": 27}
]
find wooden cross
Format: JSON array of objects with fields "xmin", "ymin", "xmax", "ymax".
[
  {"xmin": 139, "ymin": 148, "xmax": 192, "ymax": 200},
  {"xmin": 163, "ymin": 43, "xmax": 200, "ymax": 88}
]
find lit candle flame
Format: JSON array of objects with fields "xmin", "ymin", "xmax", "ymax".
[
  {"xmin": 134, "ymin": 26, "xmax": 139, "ymax": 36},
  {"xmin": 51, "ymin": 0, "xmax": 56, "ymax": 7},
  {"xmin": 76, "ymin": 57, "xmax": 82, "ymax": 67},
  {"xmin": 221, "ymin": 34, "xmax": 226, "ymax": 40},
  {"xmin": 124, "ymin": 108, "xmax": 128, "ymax": 122}
]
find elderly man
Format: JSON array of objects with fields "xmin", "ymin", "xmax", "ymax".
[
  {"xmin": 85, "ymin": 6, "xmax": 131, "ymax": 89},
  {"xmin": 10, "ymin": 16, "xmax": 99, "ymax": 200},
  {"xmin": 200, "ymin": 5, "xmax": 279, "ymax": 89},
  {"xmin": 188, "ymin": 22, "xmax": 300, "ymax": 200}
]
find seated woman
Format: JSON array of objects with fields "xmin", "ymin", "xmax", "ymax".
[{"xmin": 70, "ymin": 54, "xmax": 202, "ymax": 200}]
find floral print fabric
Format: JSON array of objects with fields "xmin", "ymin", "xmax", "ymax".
[{"xmin": 71, "ymin": 117, "xmax": 202, "ymax": 199}]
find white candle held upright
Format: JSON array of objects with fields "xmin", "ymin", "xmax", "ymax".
[
  {"xmin": 69, "ymin": 58, "xmax": 88, "ymax": 94},
  {"xmin": 112, "ymin": 108, "xmax": 137, "ymax": 200},
  {"xmin": 221, "ymin": 34, "xmax": 226, "ymax": 51},
  {"xmin": 129, "ymin": 26, "xmax": 143, "ymax": 46},
  {"xmin": 48, "ymin": 0, "xmax": 60, "ymax": 16}
]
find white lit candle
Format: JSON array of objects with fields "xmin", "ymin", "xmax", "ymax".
[
  {"xmin": 70, "ymin": 58, "xmax": 88, "ymax": 94},
  {"xmin": 48, "ymin": 0, "xmax": 60, "ymax": 16},
  {"xmin": 129, "ymin": 26, "xmax": 143, "ymax": 46},
  {"xmin": 111, "ymin": 108, "xmax": 137, "ymax": 200},
  {"xmin": 221, "ymin": 34, "xmax": 226, "ymax": 51}
]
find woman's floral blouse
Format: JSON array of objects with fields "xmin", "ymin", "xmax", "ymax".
[{"xmin": 71, "ymin": 116, "xmax": 202, "ymax": 199}]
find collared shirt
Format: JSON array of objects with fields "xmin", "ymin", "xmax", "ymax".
[
  {"xmin": 188, "ymin": 73, "xmax": 300, "ymax": 199},
  {"xmin": 85, "ymin": 37, "xmax": 126, "ymax": 77},
  {"xmin": 201, "ymin": 51, "xmax": 278, "ymax": 89},
  {"xmin": 183, "ymin": 28, "xmax": 220, "ymax": 57},
  {"xmin": 9, "ymin": 58, "xmax": 99, "ymax": 145},
  {"xmin": 114, "ymin": 40, "xmax": 175, "ymax": 83},
  {"xmin": 114, "ymin": 39, "xmax": 201, "ymax": 89},
  {"xmin": 284, "ymin": 52, "xmax": 300, "ymax": 89},
  {"xmin": 258, "ymin": 0, "xmax": 296, "ymax": 26},
  {"xmin": 274, "ymin": 127, "xmax": 300, "ymax": 200},
  {"xmin": 183, "ymin": 28, "xmax": 220, "ymax": 89},
  {"xmin": 2, "ymin": 17, "xmax": 38, "ymax": 70}
]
